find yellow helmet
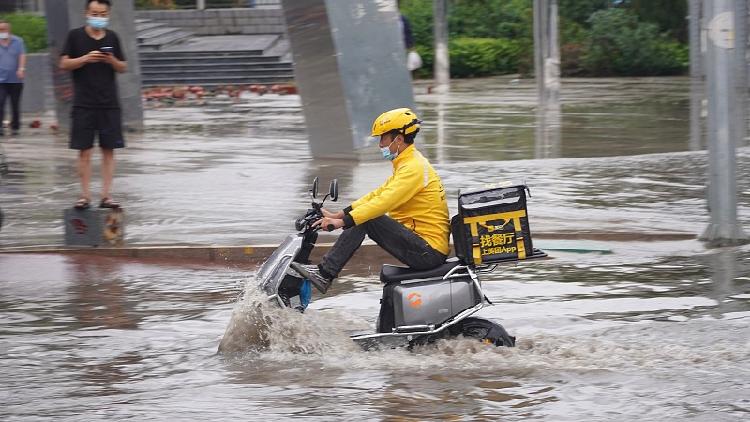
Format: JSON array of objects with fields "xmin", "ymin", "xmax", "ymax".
[{"xmin": 370, "ymin": 108, "xmax": 421, "ymax": 137}]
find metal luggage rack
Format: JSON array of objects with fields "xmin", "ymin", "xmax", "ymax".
[{"xmin": 473, "ymin": 248, "xmax": 549, "ymax": 273}]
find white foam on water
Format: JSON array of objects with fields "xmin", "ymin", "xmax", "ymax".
[
  {"xmin": 219, "ymin": 277, "xmax": 750, "ymax": 384},
  {"xmin": 218, "ymin": 278, "xmax": 363, "ymax": 356}
]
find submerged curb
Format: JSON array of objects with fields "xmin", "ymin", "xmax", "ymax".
[{"xmin": 0, "ymin": 233, "xmax": 697, "ymax": 265}]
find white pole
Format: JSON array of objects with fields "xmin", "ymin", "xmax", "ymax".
[
  {"xmin": 533, "ymin": 0, "xmax": 561, "ymax": 159},
  {"xmin": 734, "ymin": 0, "xmax": 748, "ymax": 147},
  {"xmin": 700, "ymin": 0, "xmax": 749, "ymax": 245},
  {"xmin": 688, "ymin": 0, "xmax": 703, "ymax": 151},
  {"xmin": 197, "ymin": 0, "xmax": 206, "ymax": 10},
  {"xmin": 433, "ymin": 0, "xmax": 449, "ymax": 93},
  {"xmin": 533, "ymin": 0, "xmax": 560, "ymax": 113}
]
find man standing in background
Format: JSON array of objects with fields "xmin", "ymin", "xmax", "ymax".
[
  {"xmin": 0, "ymin": 20, "xmax": 26, "ymax": 137},
  {"xmin": 60, "ymin": 0, "xmax": 127, "ymax": 210}
]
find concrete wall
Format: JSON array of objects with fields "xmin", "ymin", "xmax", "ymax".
[
  {"xmin": 281, "ymin": 0, "xmax": 415, "ymax": 159},
  {"xmin": 21, "ymin": 53, "xmax": 54, "ymax": 114},
  {"xmin": 135, "ymin": 8, "xmax": 285, "ymax": 35}
]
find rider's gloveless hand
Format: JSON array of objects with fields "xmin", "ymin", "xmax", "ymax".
[
  {"xmin": 321, "ymin": 208, "xmax": 344, "ymax": 219},
  {"xmin": 313, "ymin": 217, "xmax": 344, "ymax": 231}
]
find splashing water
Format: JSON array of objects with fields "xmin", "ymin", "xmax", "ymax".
[
  {"xmin": 217, "ymin": 273, "xmax": 750, "ymax": 388},
  {"xmin": 217, "ymin": 276, "xmax": 362, "ymax": 356}
]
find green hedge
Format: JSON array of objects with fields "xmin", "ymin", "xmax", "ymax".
[
  {"xmin": 401, "ymin": 0, "xmax": 688, "ymax": 78},
  {"xmin": 582, "ymin": 8, "xmax": 687, "ymax": 76},
  {"xmin": 415, "ymin": 37, "xmax": 522, "ymax": 78},
  {"xmin": 399, "ymin": 0, "xmax": 532, "ymax": 47},
  {"xmin": 0, "ymin": 13, "xmax": 47, "ymax": 53}
]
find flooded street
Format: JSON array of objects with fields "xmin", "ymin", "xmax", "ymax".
[
  {"xmin": 1, "ymin": 77, "xmax": 746, "ymax": 246},
  {"xmin": 1, "ymin": 76, "xmax": 750, "ymax": 419},
  {"xmin": 2, "ymin": 244, "xmax": 749, "ymax": 420}
]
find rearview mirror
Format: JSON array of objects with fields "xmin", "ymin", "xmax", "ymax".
[
  {"xmin": 329, "ymin": 179, "xmax": 338, "ymax": 202},
  {"xmin": 311, "ymin": 177, "xmax": 319, "ymax": 199}
]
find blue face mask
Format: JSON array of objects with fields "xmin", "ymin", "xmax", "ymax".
[
  {"xmin": 380, "ymin": 139, "xmax": 398, "ymax": 161},
  {"xmin": 87, "ymin": 16, "xmax": 109, "ymax": 30}
]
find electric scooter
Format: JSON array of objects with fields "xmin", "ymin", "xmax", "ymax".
[{"xmin": 250, "ymin": 177, "xmax": 532, "ymax": 351}]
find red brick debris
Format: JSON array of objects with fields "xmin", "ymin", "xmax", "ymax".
[{"xmin": 142, "ymin": 83, "xmax": 297, "ymax": 102}]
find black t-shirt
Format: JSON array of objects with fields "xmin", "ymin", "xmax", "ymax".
[{"xmin": 61, "ymin": 27, "xmax": 126, "ymax": 108}]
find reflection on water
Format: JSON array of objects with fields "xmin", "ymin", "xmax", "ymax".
[
  {"xmin": 2, "ymin": 75, "xmax": 749, "ymax": 418},
  {"xmin": 1, "ymin": 244, "xmax": 749, "ymax": 420},
  {"xmin": 0, "ymin": 77, "xmax": 747, "ymax": 247},
  {"xmin": 535, "ymin": 106, "xmax": 561, "ymax": 159}
]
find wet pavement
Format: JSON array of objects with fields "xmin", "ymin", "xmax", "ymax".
[
  {"xmin": 1, "ymin": 76, "xmax": 747, "ymax": 247},
  {"xmin": 1, "ymin": 76, "xmax": 750, "ymax": 420}
]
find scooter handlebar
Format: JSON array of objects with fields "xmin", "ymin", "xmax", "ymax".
[{"xmin": 295, "ymin": 207, "xmax": 324, "ymax": 232}]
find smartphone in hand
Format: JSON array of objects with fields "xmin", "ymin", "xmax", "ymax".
[{"xmin": 100, "ymin": 46, "xmax": 114, "ymax": 54}]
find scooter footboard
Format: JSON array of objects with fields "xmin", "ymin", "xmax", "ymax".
[{"xmin": 377, "ymin": 274, "xmax": 482, "ymax": 333}]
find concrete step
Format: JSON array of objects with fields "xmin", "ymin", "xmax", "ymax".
[
  {"xmin": 139, "ymin": 30, "xmax": 194, "ymax": 51},
  {"xmin": 137, "ymin": 26, "xmax": 183, "ymax": 42},
  {"xmin": 135, "ymin": 21, "xmax": 163, "ymax": 33},
  {"xmin": 139, "ymin": 54, "xmax": 275, "ymax": 66},
  {"xmin": 134, "ymin": 18, "xmax": 194, "ymax": 51},
  {"xmin": 136, "ymin": 32, "xmax": 294, "ymax": 88},
  {"xmin": 141, "ymin": 67, "xmax": 294, "ymax": 78},
  {"xmin": 140, "ymin": 62, "xmax": 293, "ymax": 72},
  {"xmin": 140, "ymin": 50, "xmax": 266, "ymax": 58}
]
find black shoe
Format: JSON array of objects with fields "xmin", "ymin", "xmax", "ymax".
[
  {"xmin": 290, "ymin": 262, "xmax": 333, "ymax": 294},
  {"xmin": 99, "ymin": 197, "xmax": 121, "ymax": 209}
]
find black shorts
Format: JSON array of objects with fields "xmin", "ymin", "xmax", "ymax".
[{"xmin": 69, "ymin": 107, "xmax": 125, "ymax": 150}]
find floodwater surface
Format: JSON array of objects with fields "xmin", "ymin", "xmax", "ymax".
[
  {"xmin": 1, "ymin": 77, "xmax": 747, "ymax": 247},
  {"xmin": 1, "ymin": 76, "xmax": 750, "ymax": 420},
  {"xmin": 1, "ymin": 244, "xmax": 749, "ymax": 420}
]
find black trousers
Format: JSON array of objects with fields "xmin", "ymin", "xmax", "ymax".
[
  {"xmin": 0, "ymin": 83, "xmax": 23, "ymax": 131},
  {"xmin": 320, "ymin": 215, "xmax": 447, "ymax": 278}
]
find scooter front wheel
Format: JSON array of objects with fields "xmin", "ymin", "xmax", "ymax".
[{"xmin": 449, "ymin": 317, "xmax": 516, "ymax": 347}]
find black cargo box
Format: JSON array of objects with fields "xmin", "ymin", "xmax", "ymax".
[{"xmin": 452, "ymin": 183, "xmax": 544, "ymax": 265}]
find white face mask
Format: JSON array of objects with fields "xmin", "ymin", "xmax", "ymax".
[
  {"xmin": 380, "ymin": 139, "xmax": 398, "ymax": 161},
  {"xmin": 0, "ymin": 33, "xmax": 9, "ymax": 40},
  {"xmin": 87, "ymin": 16, "xmax": 109, "ymax": 30}
]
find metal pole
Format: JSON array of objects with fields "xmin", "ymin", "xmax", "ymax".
[
  {"xmin": 688, "ymin": 0, "xmax": 703, "ymax": 151},
  {"xmin": 197, "ymin": 0, "xmax": 206, "ymax": 10},
  {"xmin": 436, "ymin": 93, "xmax": 446, "ymax": 163},
  {"xmin": 700, "ymin": 0, "xmax": 749, "ymax": 245},
  {"xmin": 433, "ymin": 0, "xmax": 450, "ymax": 93},
  {"xmin": 547, "ymin": 0, "xmax": 560, "ymax": 110},
  {"xmin": 533, "ymin": 0, "xmax": 545, "ymax": 106},
  {"xmin": 746, "ymin": 0, "xmax": 750, "ymax": 148},
  {"xmin": 533, "ymin": 0, "xmax": 560, "ymax": 113},
  {"xmin": 734, "ymin": 0, "xmax": 747, "ymax": 147},
  {"xmin": 533, "ymin": 0, "xmax": 561, "ymax": 159}
]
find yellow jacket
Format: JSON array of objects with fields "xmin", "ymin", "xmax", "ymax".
[{"xmin": 345, "ymin": 145, "xmax": 450, "ymax": 255}]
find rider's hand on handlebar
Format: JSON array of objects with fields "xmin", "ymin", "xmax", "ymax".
[
  {"xmin": 321, "ymin": 208, "xmax": 344, "ymax": 219},
  {"xmin": 313, "ymin": 216, "xmax": 344, "ymax": 231}
]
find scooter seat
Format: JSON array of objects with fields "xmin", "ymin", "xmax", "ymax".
[{"xmin": 380, "ymin": 257, "xmax": 461, "ymax": 284}]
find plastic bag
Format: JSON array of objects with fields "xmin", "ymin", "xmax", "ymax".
[{"xmin": 407, "ymin": 50, "xmax": 423, "ymax": 71}]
